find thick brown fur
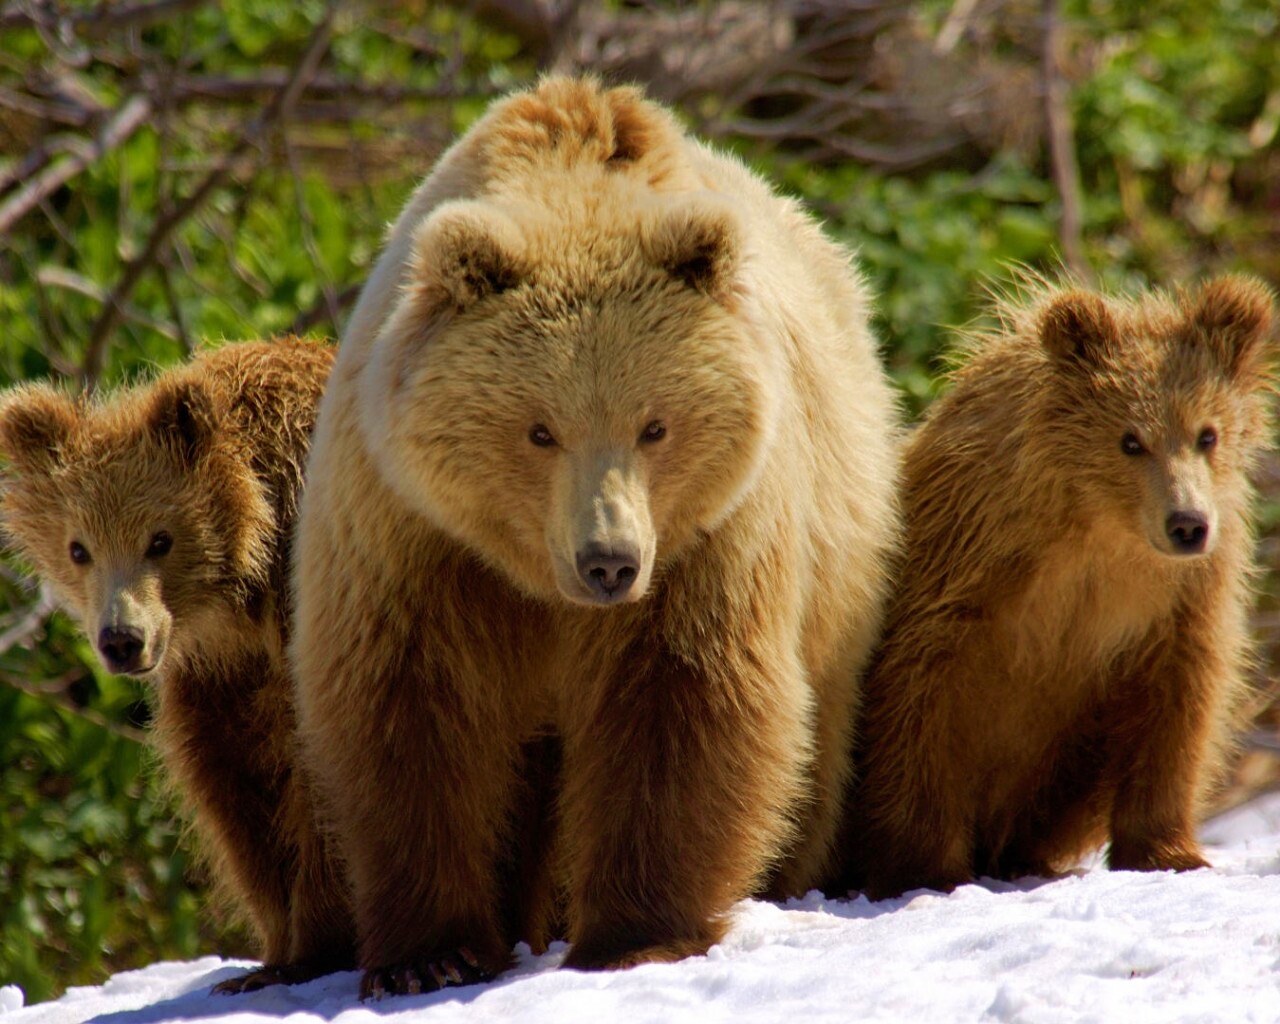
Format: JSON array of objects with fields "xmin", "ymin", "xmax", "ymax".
[
  {"xmin": 834, "ymin": 274, "xmax": 1277, "ymax": 899},
  {"xmin": 292, "ymin": 75, "xmax": 901, "ymax": 995},
  {"xmin": 0, "ymin": 339, "xmax": 354, "ymax": 990}
]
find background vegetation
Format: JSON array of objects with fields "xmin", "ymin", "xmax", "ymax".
[{"xmin": 1, "ymin": 0, "xmax": 1277, "ymax": 1003}]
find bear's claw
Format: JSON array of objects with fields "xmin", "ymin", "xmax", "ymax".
[
  {"xmin": 211, "ymin": 963, "xmax": 327, "ymax": 995},
  {"xmin": 359, "ymin": 949, "xmax": 493, "ymax": 1001}
]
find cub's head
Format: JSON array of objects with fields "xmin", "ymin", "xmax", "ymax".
[
  {"xmin": 0, "ymin": 375, "xmax": 273, "ymax": 675},
  {"xmin": 1037, "ymin": 275, "xmax": 1276, "ymax": 559},
  {"xmin": 360, "ymin": 191, "xmax": 782, "ymax": 606}
]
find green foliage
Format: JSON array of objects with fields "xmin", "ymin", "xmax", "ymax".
[
  {"xmin": 1, "ymin": 0, "xmax": 1276, "ymax": 1005},
  {"xmin": 777, "ymin": 154, "xmax": 1057, "ymax": 408},
  {"xmin": 0, "ymin": 588, "xmax": 250, "ymax": 1004}
]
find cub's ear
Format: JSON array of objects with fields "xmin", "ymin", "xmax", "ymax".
[
  {"xmin": 1193, "ymin": 274, "xmax": 1276, "ymax": 379},
  {"xmin": 409, "ymin": 201, "xmax": 527, "ymax": 312},
  {"xmin": 642, "ymin": 196, "xmax": 742, "ymax": 302},
  {"xmin": 0, "ymin": 384, "xmax": 77, "ymax": 473},
  {"xmin": 150, "ymin": 377, "xmax": 219, "ymax": 465},
  {"xmin": 1039, "ymin": 290, "xmax": 1119, "ymax": 366}
]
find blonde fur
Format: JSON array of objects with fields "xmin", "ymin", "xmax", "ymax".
[{"xmin": 292, "ymin": 76, "xmax": 900, "ymax": 994}]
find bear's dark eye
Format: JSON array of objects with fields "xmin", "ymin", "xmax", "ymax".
[
  {"xmin": 1120, "ymin": 433, "xmax": 1145, "ymax": 457},
  {"xmin": 529, "ymin": 424, "xmax": 557, "ymax": 448},
  {"xmin": 639, "ymin": 420, "xmax": 667, "ymax": 444},
  {"xmin": 69, "ymin": 541, "xmax": 91, "ymax": 565},
  {"xmin": 1197, "ymin": 427, "xmax": 1218, "ymax": 451},
  {"xmin": 146, "ymin": 532, "xmax": 173, "ymax": 558}
]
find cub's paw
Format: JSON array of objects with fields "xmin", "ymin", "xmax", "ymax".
[
  {"xmin": 211, "ymin": 962, "xmax": 330, "ymax": 995},
  {"xmin": 1109, "ymin": 840, "xmax": 1211, "ymax": 873},
  {"xmin": 564, "ymin": 935, "xmax": 712, "ymax": 971},
  {"xmin": 359, "ymin": 948, "xmax": 498, "ymax": 1001}
]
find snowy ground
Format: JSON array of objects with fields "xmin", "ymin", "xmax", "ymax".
[{"xmin": 6, "ymin": 795, "xmax": 1280, "ymax": 1024}]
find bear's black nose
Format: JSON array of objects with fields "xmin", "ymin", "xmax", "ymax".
[
  {"xmin": 1166, "ymin": 511, "xmax": 1209, "ymax": 554},
  {"xmin": 99, "ymin": 625, "xmax": 146, "ymax": 672},
  {"xmin": 576, "ymin": 545, "xmax": 641, "ymax": 602}
]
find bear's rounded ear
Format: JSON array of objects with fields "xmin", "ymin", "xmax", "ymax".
[
  {"xmin": 642, "ymin": 196, "xmax": 742, "ymax": 303},
  {"xmin": 1039, "ymin": 291, "xmax": 1118, "ymax": 366},
  {"xmin": 409, "ymin": 201, "xmax": 527, "ymax": 313},
  {"xmin": 0, "ymin": 384, "xmax": 77, "ymax": 474},
  {"xmin": 1192, "ymin": 274, "xmax": 1276, "ymax": 379},
  {"xmin": 150, "ymin": 377, "xmax": 219, "ymax": 465}
]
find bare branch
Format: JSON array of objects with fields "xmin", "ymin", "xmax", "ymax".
[
  {"xmin": 282, "ymin": 125, "xmax": 341, "ymax": 337},
  {"xmin": 36, "ymin": 264, "xmax": 179, "ymax": 340},
  {"xmin": 157, "ymin": 259, "xmax": 193, "ymax": 354},
  {"xmin": 0, "ymin": 133, "xmax": 89, "ymax": 194},
  {"xmin": 0, "ymin": 581, "xmax": 57, "ymax": 656},
  {"xmin": 1042, "ymin": 0, "xmax": 1090, "ymax": 281},
  {"xmin": 139, "ymin": 70, "xmax": 487, "ymax": 106},
  {"xmin": 0, "ymin": 584, "xmax": 147, "ymax": 741},
  {"xmin": 0, "ymin": 94, "xmax": 153, "ymax": 235},
  {"xmin": 0, "ymin": 82, "xmax": 98, "ymax": 127},
  {"xmin": 0, "ymin": 0, "xmax": 207, "ymax": 35},
  {"xmin": 0, "ymin": 667, "xmax": 148, "ymax": 743},
  {"xmin": 80, "ymin": 6, "xmax": 338, "ymax": 385},
  {"xmin": 288, "ymin": 281, "xmax": 360, "ymax": 337}
]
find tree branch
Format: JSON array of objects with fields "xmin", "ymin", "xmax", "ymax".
[
  {"xmin": 79, "ymin": 6, "xmax": 337, "ymax": 385},
  {"xmin": 288, "ymin": 281, "xmax": 360, "ymax": 336},
  {"xmin": 0, "ymin": 582, "xmax": 57, "ymax": 656},
  {"xmin": 0, "ymin": 0, "xmax": 207, "ymax": 35},
  {"xmin": 0, "ymin": 668, "xmax": 148, "ymax": 743},
  {"xmin": 0, "ymin": 94, "xmax": 152, "ymax": 235},
  {"xmin": 1042, "ymin": 0, "xmax": 1090, "ymax": 281},
  {"xmin": 36, "ymin": 264, "xmax": 179, "ymax": 340}
]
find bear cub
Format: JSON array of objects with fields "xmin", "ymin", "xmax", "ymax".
[
  {"xmin": 837, "ymin": 275, "xmax": 1276, "ymax": 899},
  {"xmin": 0, "ymin": 339, "xmax": 352, "ymax": 992}
]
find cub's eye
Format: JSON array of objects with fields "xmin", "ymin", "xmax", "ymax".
[
  {"xmin": 1197, "ymin": 427, "xmax": 1218, "ymax": 451},
  {"xmin": 639, "ymin": 420, "xmax": 667, "ymax": 444},
  {"xmin": 1120, "ymin": 433, "xmax": 1145, "ymax": 457},
  {"xmin": 529, "ymin": 424, "xmax": 557, "ymax": 448},
  {"xmin": 146, "ymin": 532, "xmax": 173, "ymax": 558},
  {"xmin": 69, "ymin": 541, "xmax": 91, "ymax": 565}
]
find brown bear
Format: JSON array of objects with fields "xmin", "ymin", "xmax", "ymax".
[
  {"xmin": 834, "ymin": 275, "xmax": 1276, "ymax": 900},
  {"xmin": 291, "ymin": 75, "xmax": 901, "ymax": 998},
  {"xmin": 0, "ymin": 339, "xmax": 353, "ymax": 992}
]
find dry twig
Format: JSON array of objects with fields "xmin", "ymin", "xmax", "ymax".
[{"xmin": 0, "ymin": 94, "xmax": 153, "ymax": 234}]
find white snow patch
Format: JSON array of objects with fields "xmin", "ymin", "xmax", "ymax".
[
  {"xmin": 6, "ymin": 795, "xmax": 1280, "ymax": 1024},
  {"xmin": 0, "ymin": 988, "xmax": 24, "ymax": 1014}
]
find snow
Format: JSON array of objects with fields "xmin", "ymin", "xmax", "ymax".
[{"xmin": 7, "ymin": 795, "xmax": 1280, "ymax": 1024}]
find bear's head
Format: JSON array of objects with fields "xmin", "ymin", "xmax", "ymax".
[
  {"xmin": 359, "ymin": 191, "xmax": 783, "ymax": 606},
  {"xmin": 0, "ymin": 374, "xmax": 274, "ymax": 676},
  {"xmin": 1037, "ymin": 275, "xmax": 1276, "ymax": 559}
]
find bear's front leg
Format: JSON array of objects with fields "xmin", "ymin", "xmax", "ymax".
[
  {"xmin": 559, "ymin": 634, "xmax": 811, "ymax": 970},
  {"xmin": 156, "ymin": 664, "xmax": 294, "ymax": 973},
  {"xmin": 295, "ymin": 627, "xmax": 522, "ymax": 999},
  {"xmin": 1106, "ymin": 610, "xmax": 1227, "ymax": 873},
  {"xmin": 848, "ymin": 647, "xmax": 978, "ymax": 900}
]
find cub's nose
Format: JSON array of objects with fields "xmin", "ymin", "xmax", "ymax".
[
  {"xmin": 576, "ymin": 545, "xmax": 641, "ymax": 602},
  {"xmin": 99, "ymin": 625, "xmax": 145, "ymax": 673},
  {"xmin": 1166, "ymin": 511, "xmax": 1210, "ymax": 555}
]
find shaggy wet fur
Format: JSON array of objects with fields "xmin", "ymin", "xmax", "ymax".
[
  {"xmin": 832, "ymin": 276, "xmax": 1276, "ymax": 899},
  {"xmin": 0, "ymin": 340, "xmax": 353, "ymax": 990},
  {"xmin": 292, "ymin": 75, "xmax": 901, "ymax": 997}
]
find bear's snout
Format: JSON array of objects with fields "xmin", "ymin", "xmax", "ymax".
[
  {"xmin": 575, "ymin": 544, "xmax": 641, "ymax": 603},
  {"xmin": 1165, "ymin": 510, "xmax": 1210, "ymax": 555},
  {"xmin": 98, "ymin": 624, "xmax": 147, "ymax": 674}
]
